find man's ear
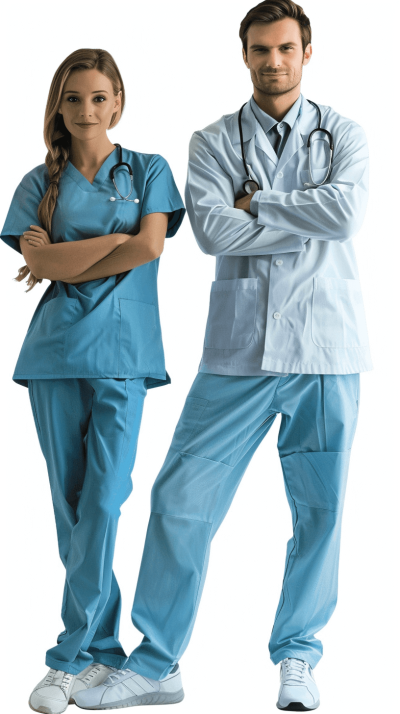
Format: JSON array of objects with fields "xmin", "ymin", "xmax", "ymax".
[{"xmin": 242, "ymin": 47, "xmax": 249, "ymax": 69}]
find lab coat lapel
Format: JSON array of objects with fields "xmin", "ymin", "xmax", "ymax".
[
  {"xmin": 227, "ymin": 100, "xmax": 275, "ymax": 189},
  {"xmin": 226, "ymin": 94, "xmax": 317, "ymax": 188},
  {"xmin": 275, "ymin": 95, "xmax": 316, "ymax": 173}
]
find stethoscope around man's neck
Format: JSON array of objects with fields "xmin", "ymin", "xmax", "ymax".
[{"xmin": 238, "ymin": 98, "xmax": 334, "ymax": 193}]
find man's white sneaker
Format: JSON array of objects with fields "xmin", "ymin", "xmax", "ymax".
[
  {"xmin": 74, "ymin": 663, "xmax": 184, "ymax": 709},
  {"xmin": 70, "ymin": 664, "xmax": 118, "ymax": 703},
  {"xmin": 276, "ymin": 658, "xmax": 320, "ymax": 711},
  {"xmin": 29, "ymin": 668, "xmax": 77, "ymax": 714}
]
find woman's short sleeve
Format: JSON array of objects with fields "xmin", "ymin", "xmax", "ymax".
[
  {"xmin": 0, "ymin": 182, "xmax": 41, "ymax": 255},
  {"xmin": 141, "ymin": 154, "xmax": 186, "ymax": 237}
]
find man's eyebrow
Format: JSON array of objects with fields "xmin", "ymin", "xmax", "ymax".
[
  {"xmin": 249, "ymin": 42, "xmax": 298, "ymax": 49},
  {"xmin": 63, "ymin": 90, "xmax": 109, "ymax": 94}
]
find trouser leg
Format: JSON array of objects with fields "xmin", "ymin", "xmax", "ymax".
[
  {"xmin": 268, "ymin": 373, "xmax": 360, "ymax": 669},
  {"xmin": 124, "ymin": 372, "xmax": 281, "ymax": 679},
  {"xmin": 28, "ymin": 377, "xmax": 147, "ymax": 674}
]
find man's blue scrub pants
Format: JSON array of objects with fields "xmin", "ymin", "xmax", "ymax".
[
  {"xmin": 125, "ymin": 372, "xmax": 360, "ymax": 678},
  {"xmin": 27, "ymin": 376, "xmax": 147, "ymax": 675}
]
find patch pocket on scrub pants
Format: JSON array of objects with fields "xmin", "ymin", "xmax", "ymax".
[
  {"xmin": 170, "ymin": 397, "xmax": 209, "ymax": 452},
  {"xmin": 204, "ymin": 277, "xmax": 258, "ymax": 349},
  {"xmin": 311, "ymin": 276, "xmax": 369, "ymax": 348}
]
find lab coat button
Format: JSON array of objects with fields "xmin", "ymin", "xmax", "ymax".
[
  {"xmin": 275, "ymin": 259, "xmax": 283, "ymax": 266},
  {"xmin": 273, "ymin": 312, "xmax": 281, "ymax": 319},
  {"xmin": 277, "ymin": 171, "xmax": 283, "ymax": 178}
]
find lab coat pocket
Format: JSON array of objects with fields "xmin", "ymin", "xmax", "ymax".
[
  {"xmin": 204, "ymin": 277, "xmax": 258, "ymax": 350},
  {"xmin": 170, "ymin": 396, "xmax": 209, "ymax": 451},
  {"xmin": 311, "ymin": 277, "xmax": 369, "ymax": 349}
]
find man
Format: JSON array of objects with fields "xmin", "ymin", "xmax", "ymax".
[{"xmin": 74, "ymin": 1, "xmax": 372, "ymax": 711}]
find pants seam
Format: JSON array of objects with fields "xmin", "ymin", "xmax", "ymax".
[{"xmin": 151, "ymin": 511, "xmax": 212, "ymax": 525}]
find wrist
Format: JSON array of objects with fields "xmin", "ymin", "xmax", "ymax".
[{"xmin": 116, "ymin": 233, "xmax": 131, "ymax": 245}]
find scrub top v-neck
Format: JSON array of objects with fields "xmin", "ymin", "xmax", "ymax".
[{"xmin": 0, "ymin": 146, "xmax": 186, "ymax": 389}]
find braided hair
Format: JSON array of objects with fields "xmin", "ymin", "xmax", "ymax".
[{"xmin": 15, "ymin": 48, "xmax": 125, "ymax": 292}]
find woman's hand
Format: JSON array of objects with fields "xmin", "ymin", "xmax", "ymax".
[{"xmin": 21, "ymin": 225, "xmax": 51, "ymax": 247}]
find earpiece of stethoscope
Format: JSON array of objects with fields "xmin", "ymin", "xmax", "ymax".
[
  {"xmin": 238, "ymin": 98, "xmax": 335, "ymax": 190},
  {"xmin": 109, "ymin": 144, "xmax": 140, "ymax": 202}
]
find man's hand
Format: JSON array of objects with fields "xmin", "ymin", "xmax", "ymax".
[
  {"xmin": 21, "ymin": 225, "xmax": 51, "ymax": 247},
  {"xmin": 234, "ymin": 190, "xmax": 257, "ymax": 213}
]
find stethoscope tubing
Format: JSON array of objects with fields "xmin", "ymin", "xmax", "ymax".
[
  {"xmin": 238, "ymin": 98, "xmax": 334, "ymax": 192},
  {"xmin": 109, "ymin": 143, "xmax": 138, "ymax": 202}
]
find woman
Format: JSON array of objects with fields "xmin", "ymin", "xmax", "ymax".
[{"xmin": 0, "ymin": 48, "xmax": 185, "ymax": 714}]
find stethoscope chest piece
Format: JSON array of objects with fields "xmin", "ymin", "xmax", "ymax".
[{"xmin": 243, "ymin": 178, "xmax": 260, "ymax": 194}]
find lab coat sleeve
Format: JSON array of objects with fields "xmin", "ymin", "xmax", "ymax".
[
  {"xmin": 0, "ymin": 182, "xmax": 42, "ymax": 255},
  {"xmin": 141, "ymin": 154, "xmax": 186, "ymax": 238},
  {"xmin": 185, "ymin": 132, "xmax": 307, "ymax": 256},
  {"xmin": 255, "ymin": 122, "xmax": 369, "ymax": 241}
]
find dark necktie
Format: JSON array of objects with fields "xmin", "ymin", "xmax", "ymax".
[{"xmin": 269, "ymin": 122, "xmax": 286, "ymax": 158}]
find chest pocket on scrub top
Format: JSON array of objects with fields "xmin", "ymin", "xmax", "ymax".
[
  {"xmin": 311, "ymin": 276, "xmax": 369, "ymax": 348},
  {"xmin": 204, "ymin": 277, "xmax": 258, "ymax": 350}
]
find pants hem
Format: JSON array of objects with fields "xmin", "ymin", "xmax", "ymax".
[{"xmin": 270, "ymin": 649, "xmax": 322, "ymax": 669}]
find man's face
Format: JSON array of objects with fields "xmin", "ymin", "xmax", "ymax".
[{"xmin": 243, "ymin": 17, "xmax": 311, "ymax": 96}]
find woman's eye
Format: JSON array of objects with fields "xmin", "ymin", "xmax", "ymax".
[{"xmin": 66, "ymin": 96, "xmax": 106, "ymax": 102}]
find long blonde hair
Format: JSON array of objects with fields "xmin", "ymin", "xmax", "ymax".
[{"xmin": 15, "ymin": 48, "xmax": 125, "ymax": 292}]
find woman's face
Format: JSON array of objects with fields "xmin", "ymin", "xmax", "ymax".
[{"xmin": 57, "ymin": 68, "xmax": 121, "ymax": 141}]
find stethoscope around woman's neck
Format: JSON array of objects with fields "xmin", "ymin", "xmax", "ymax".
[
  {"xmin": 109, "ymin": 143, "xmax": 139, "ymax": 202},
  {"xmin": 238, "ymin": 98, "xmax": 334, "ymax": 193}
]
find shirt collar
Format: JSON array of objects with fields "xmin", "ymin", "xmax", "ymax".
[{"xmin": 249, "ymin": 93, "xmax": 302, "ymax": 135}]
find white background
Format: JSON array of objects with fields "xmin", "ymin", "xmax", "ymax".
[{"xmin": 0, "ymin": 1, "xmax": 398, "ymax": 712}]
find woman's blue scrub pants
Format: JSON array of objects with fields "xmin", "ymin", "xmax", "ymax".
[
  {"xmin": 27, "ymin": 376, "xmax": 147, "ymax": 675},
  {"xmin": 125, "ymin": 372, "xmax": 360, "ymax": 678}
]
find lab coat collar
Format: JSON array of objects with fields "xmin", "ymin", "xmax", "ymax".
[{"xmin": 226, "ymin": 93, "xmax": 316, "ymax": 171}]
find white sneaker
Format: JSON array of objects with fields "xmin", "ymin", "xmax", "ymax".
[
  {"xmin": 74, "ymin": 663, "xmax": 184, "ymax": 709},
  {"xmin": 70, "ymin": 664, "xmax": 118, "ymax": 703},
  {"xmin": 276, "ymin": 658, "xmax": 320, "ymax": 711},
  {"xmin": 29, "ymin": 668, "xmax": 77, "ymax": 714}
]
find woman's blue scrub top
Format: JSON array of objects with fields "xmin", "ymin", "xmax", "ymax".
[{"xmin": 0, "ymin": 146, "xmax": 185, "ymax": 389}]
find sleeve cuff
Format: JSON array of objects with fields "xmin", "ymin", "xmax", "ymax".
[{"xmin": 250, "ymin": 191, "xmax": 261, "ymax": 216}]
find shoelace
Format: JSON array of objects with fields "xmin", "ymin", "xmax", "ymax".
[
  {"xmin": 42, "ymin": 669, "xmax": 74, "ymax": 694},
  {"xmin": 82, "ymin": 664, "xmax": 118, "ymax": 684},
  {"xmin": 105, "ymin": 668, "xmax": 134, "ymax": 685},
  {"xmin": 60, "ymin": 672, "xmax": 74, "ymax": 694},
  {"xmin": 282, "ymin": 658, "xmax": 308, "ymax": 685},
  {"xmin": 43, "ymin": 669, "xmax": 57, "ymax": 686}
]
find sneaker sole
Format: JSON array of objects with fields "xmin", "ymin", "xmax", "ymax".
[
  {"xmin": 74, "ymin": 688, "xmax": 185, "ymax": 709},
  {"xmin": 276, "ymin": 700, "xmax": 320, "ymax": 711}
]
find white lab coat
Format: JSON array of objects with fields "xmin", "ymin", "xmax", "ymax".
[{"xmin": 185, "ymin": 93, "xmax": 373, "ymax": 375}]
